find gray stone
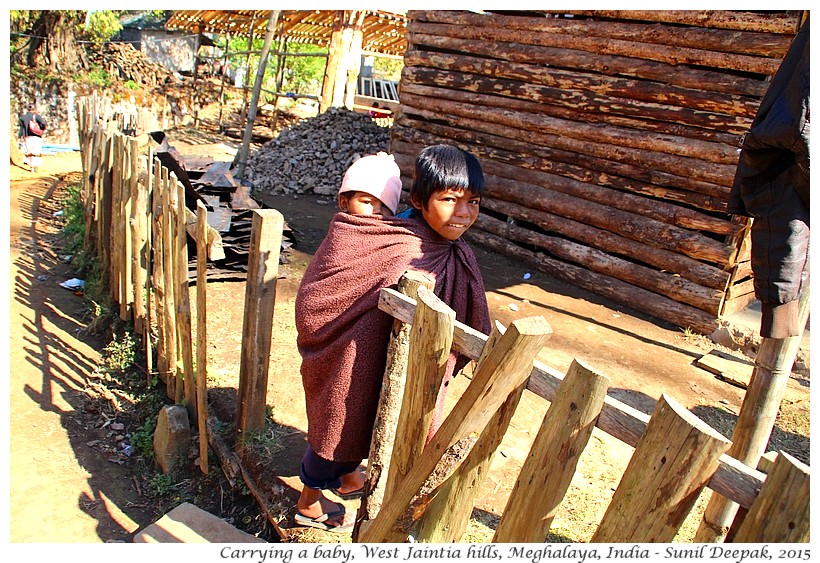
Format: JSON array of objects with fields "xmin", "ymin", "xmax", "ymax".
[{"xmin": 153, "ymin": 405, "xmax": 191, "ymax": 474}]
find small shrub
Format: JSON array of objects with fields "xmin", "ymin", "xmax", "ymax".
[
  {"xmin": 148, "ymin": 473, "xmax": 175, "ymax": 496},
  {"xmin": 102, "ymin": 331, "xmax": 136, "ymax": 372}
]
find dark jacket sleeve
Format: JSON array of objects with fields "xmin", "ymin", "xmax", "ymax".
[{"xmin": 727, "ymin": 18, "xmax": 810, "ymax": 338}]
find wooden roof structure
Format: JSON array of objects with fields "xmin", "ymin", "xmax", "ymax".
[{"xmin": 165, "ymin": 10, "xmax": 408, "ymax": 57}]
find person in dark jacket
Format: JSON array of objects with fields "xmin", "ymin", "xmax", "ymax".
[
  {"xmin": 19, "ymin": 104, "xmax": 47, "ymax": 173},
  {"xmin": 727, "ymin": 17, "xmax": 809, "ymax": 339}
]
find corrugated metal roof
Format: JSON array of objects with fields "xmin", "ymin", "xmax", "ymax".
[{"xmin": 165, "ymin": 10, "xmax": 408, "ymax": 57}]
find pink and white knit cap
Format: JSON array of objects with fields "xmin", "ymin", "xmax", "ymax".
[{"xmin": 339, "ymin": 152, "xmax": 402, "ymax": 214}]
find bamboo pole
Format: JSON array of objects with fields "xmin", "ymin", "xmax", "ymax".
[
  {"xmin": 237, "ymin": 209, "xmax": 285, "ymax": 440},
  {"xmin": 195, "ymin": 201, "xmax": 209, "ymax": 474},
  {"xmin": 382, "ymin": 285, "xmax": 456, "ymax": 506},
  {"xmin": 494, "ymin": 359, "xmax": 610, "ymax": 542},
  {"xmin": 732, "ymin": 451, "xmax": 810, "ymax": 542},
  {"xmin": 357, "ymin": 316, "xmax": 552, "ymax": 543},
  {"xmin": 694, "ymin": 288, "xmax": 811, "ymax": 542},
  {"xmin": 235, "ymin": 10, "xmax": 279, "ymax": 180},
  {"xmin": 591, "ymin": 394, "xmax": 731, "ymax": 542},
  {"xmin": 353, "ymin": 271, "xmax": 435, "ymax": 541}
]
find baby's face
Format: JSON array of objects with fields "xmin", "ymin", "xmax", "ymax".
[
  {"xmin": 338, "ymin": 191, "xmax": 393, "ymax": 216},
  {"xmin": 414, "ymin": 187, "xmax": 480, "ymax": 240}
]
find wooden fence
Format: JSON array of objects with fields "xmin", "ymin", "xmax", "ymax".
[
  {"xmin": 76, "ymin": 95, "xmax": 286, "ymax": 480},
  {"xmin": 351, "ymin": 274, "xmax": 809, "ymax": 543},
  {"xmin": 76, "ymin": 94, "xmax": 808, "ymax": 543}
]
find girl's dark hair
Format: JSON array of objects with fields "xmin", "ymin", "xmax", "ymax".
[{"xmin": 410, "ymin": 144, "xmax": 484, "ymax": 209}]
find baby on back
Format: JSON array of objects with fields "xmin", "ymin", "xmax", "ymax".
[{"xmin": 336, "ymin": 152, "xmax": 402, "ymax": 217}]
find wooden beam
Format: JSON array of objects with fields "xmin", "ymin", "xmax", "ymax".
[{"xmin": 377, "ymin": 287, "xmax": 767, "ymax": 509}]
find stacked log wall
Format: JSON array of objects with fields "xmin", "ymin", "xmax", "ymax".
[{"xmin": 391, "ymin": 10, "xmax": 803, "ymax": 334}]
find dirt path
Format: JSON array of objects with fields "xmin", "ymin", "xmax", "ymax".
[{"xmin": 7, "ymin": 154, "xmax": 153, "ymax": 543}]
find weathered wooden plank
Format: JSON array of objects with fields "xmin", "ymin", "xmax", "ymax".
[
  {"xmin": 402, "ymin": 64, "xmax": 749, "ymax": 141},
  {"xmin": 382, "ymin": 285, "xmax": 455, "ymax": 504},
  {"xmin": 353, "ymin": 271, "xmax": 435, "ymax": 540},
  {"xmin": 406, "ymin": 33, "xmax": 768, "ymax": 112},
  {"xmin": 393, "ymin": 119, "xmax": 733, "ymax": 209},
  {"xmin": 545, "ymin": 10, "xmax": 801, "ymax": 34},
  {"xmin": 399, "ymin": 77, "xmax": 741, "ymax": 165},
  {"xmin": 395, "ymin": 93, "xmax": 738, "ymax": 187},
  {"xmin": 237, "ymin": 209, "xmax": 284, "ymax": 440},
  {"xmin": 475, "ymin": 213, "xmax": 724, "ymax": 315},
  {"xmin": 409, "ymin": 20, "xmax": 784, "ymax": 75},
  {"xmin": 195, "ymin": 201, "xmax": 209, "ymax": 474},
  {"xmin": 696, "ymin": 350, "xmax": 755, "ymax": 389},
  {"xmin": 414, "ymin": 323, "xmax": 509, "ymax": 543},
  {"xmin": 414, "ymin": 10, "xmax": 794, "ymax": 57},
  {"xmin": 592, "ymin": 394, "xmax": 731, "ymax": 542},
  {"xmin": 174, "ymin": 180, "xmax": 197, "ymax": 421},
  {"xmin": 732, "ymin": 452, "xmax": 810, "ymax": 542},
  {"xmin": 494, "ymin": 359, "xmax": 610, "ymax": 542}
]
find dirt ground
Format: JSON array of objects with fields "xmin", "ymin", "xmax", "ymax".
[{"xmin": 6, "ymin": 131, "xmax": 810, "ymax": 545}]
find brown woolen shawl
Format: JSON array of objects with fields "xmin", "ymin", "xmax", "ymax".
[{"xmin": 296, "ymin": 212, "xmax": 491, "ymax": 461}]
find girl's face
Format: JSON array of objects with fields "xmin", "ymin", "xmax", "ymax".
[
  {"xmin": 338, "ymin": 191, "xmax": 393, "ymax": 216},
  {"xmin": 412, "ymin": 187, "xmax": 480, "ymax": 240}
]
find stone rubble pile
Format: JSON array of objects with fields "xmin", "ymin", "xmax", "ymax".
[{"xmin": 245, "ymin": 107, "xmax": 391, "ymax": 197}]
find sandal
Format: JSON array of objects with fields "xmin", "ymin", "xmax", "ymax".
[
  {"xmin": 332, "ymin": 487, "xmax": 365, "ymax": 500},
  {"xmin": 294, "ymin": 503, "xmax": 353, "ymax": 533}
]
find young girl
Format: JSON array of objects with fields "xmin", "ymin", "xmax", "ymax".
[{"xmin": 294, "ymin": 145, "xmax": 490, "ymax": 532}]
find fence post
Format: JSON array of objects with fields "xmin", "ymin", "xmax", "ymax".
[
  {"xmin": 592, "ymin": 394, "xmax": 731, "ymax": 542},
  {"xmin": 160, "ymin": 166, "xmax": 178, "ymax": 400},
  {"xmin": 195, "ymin": 201, "xmax": 210, "ymax": 474},
  {"xmin": 695, "ymin": 288, "xmax": 810, "ymax": 542},
  {"xmin": 121, "ymin": 136, "xmax": 134, "ymax": 320},
  {"xmin": 151, "ymin": 158, "xmax": 169, "ymax": 387},
  {"xmin": 174, "ymin": 179, "xmax": 197, "ymax": 421},
  {"xmin": 357, "ymin": 316, "xmax": 552, "ymax": 543},
  {"xmin": 382, "ymin": 285, "xmax": 455, "ymax": 502},
  {"xmin": 130, "ymin": 143, "xmax": 146, "ymax": 335},
  {"xmin": 732, "ymin": 451, "xmax": 809, "ymax": 542},
  {"xmin": 353, "ymin": 270, "xmax": 434, "ymax": 541},
  {"xmin": 237, "ymin": 209, "xmax": 284, "ymax": 442},
  {"xmin": 494, "ymin": 358, "xmax": 610, "ymax": 542},
  {"xmin": 144, "ymin": 151, "xmax": 154, "ymax": 381}
]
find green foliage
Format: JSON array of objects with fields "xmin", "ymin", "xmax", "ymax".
[
  {"xmin": 86, "ymin": 11, "xmax": 122, "ymax": 46},
  {"xmin": 131, "ymin": 417, "xmax": 156, "ymax": 460},
  {"xmin": 148, "ymin": 473, "xmax": 175, "ymax": 496},
  {"xmin": 123, "ymin": 80, "xmax": 139, "ymax": 90},
  {"xmin": 102, "ymin": 332, "xmax": 136, "ymax": 372},
  {"xmin": 85, "ymin": 66, "xmax": 111, "ymax": 88},
  {"xmin": 282, "ymin": 43, "xmax": 327, "ymax": 96},
  {"xmin": 372, "ymin": 57, "xmax": 403, "ymax": 82}
]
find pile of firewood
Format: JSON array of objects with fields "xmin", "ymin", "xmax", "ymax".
[
  {"xmin": 245, "ymin": 107, "xmax": 391, "ymax": 197},
  {"xmin": 87, "ymin": 42, "xmax": 181, "ymax": 89}
]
